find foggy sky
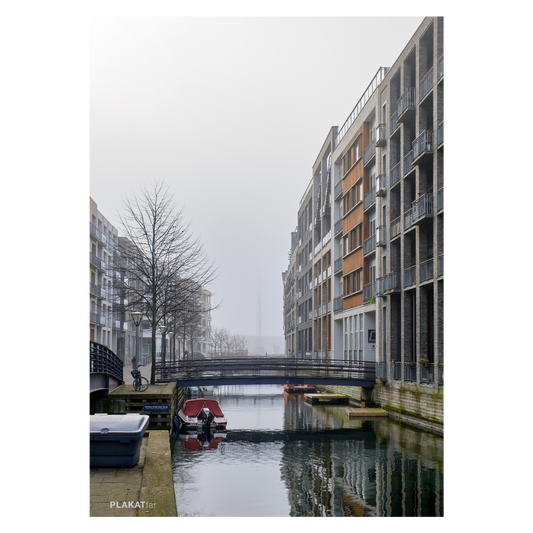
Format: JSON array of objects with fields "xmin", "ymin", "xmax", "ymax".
[{"xmin": 90, "ymin": 16, "xmax": 424, "ymax": 338}]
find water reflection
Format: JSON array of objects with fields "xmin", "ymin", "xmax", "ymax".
[{"xmin": 172, "ymin": 385, "xmax": 443, "ymax": 517}]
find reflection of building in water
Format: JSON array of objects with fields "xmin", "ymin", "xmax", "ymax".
[{"xmin": 280, "ymin": 416, "xmax": 443, "ymax": 516}]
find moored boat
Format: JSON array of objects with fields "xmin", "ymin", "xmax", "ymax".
[{"xmin": 178, "ymin": 398, "xmax": 227, "ymax": 431}]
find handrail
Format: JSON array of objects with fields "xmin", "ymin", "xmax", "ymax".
[
  {"xmin": 90, "ymin": 341, "xmax": 124, "ymax": 382},
  {"xmin": 155, "ymin": 357, "xmax": 376, "ymax": 383}
]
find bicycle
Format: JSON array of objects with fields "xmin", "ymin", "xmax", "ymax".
[{"xmin": 131, "ymin": 368, "xmax": 149, "ymax": 392}]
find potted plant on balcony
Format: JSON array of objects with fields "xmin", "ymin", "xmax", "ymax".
[{"xmin": 419, "ymin": 358, "xmax": 430, "ymax": 367}]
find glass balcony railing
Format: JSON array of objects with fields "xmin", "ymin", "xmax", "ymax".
[
  {"xmin": 397, "ymin": 88, "xmax": 416, "ymax": 119},
  {"xmin": 390, "ymin": 162, "xmax": 401, "ymax": 188},
  {"xmin": 419, "ymin": 67, "xmax": 434, "ymax": 102},
  {"xmin": 376, "ymin": 174, "xmax": 387, "ymax": 196},
  {"xmin": 364, "ymin": 187, "xmax": 376, "ymax": 211}
]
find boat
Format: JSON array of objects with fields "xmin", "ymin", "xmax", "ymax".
[{"xmin": 177, "ymin": 397, "xmax": 227, "ymax": 431}]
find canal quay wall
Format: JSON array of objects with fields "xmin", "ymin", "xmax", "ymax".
[
  {"xmin": 318, "ymin": 382, "xmax": 443, "ymax": 436},
  {"xmin": 90, "ymin": 382, "xmax": 186, "ymax": 516},
  {"xmin": 90, "ymin": 430, "xmax": 177, "ymax": 517}
]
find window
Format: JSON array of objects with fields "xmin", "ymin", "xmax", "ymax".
[
  {"xmin": 343, "ymin": 268, "xmax": 363, "ymax": 296},
  {"xmin": 343, "ymin": 223, "xmax": 363, "ymax": 256}
]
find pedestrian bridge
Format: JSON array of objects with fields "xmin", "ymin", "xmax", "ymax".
[
  {"xmin": 155, "ymin": 357, "xmax": 376, "ymax": 388},
  {"xmin": 90, "ymin": 341, "xmax": 124, "ymax": 395}
]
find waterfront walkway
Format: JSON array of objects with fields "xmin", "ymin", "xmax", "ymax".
[{"xmin": 90, "ymin": 430, "xmax": 177, "ymax": 517}]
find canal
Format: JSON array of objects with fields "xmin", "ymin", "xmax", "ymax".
[{"xmin": 171, "ymin": 384, "xmax": 443, "ymax": 517}]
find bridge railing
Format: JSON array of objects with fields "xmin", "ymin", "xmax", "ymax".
[
  {"xmin": 90, "ymin": 341, "xmax": 124, "ymax": 382},
  {"xmin": 155, "ymin": 357, "xmax": 376, "ymax": 383}
]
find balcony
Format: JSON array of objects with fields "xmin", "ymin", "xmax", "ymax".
[
  {"xmin": 375, "ymin": 124, "xmax": 387, "ymax": 147},
  {"xmin": 90, "ymin": 312, "xmax": 106, "ymax": 327},
  {"xmin": 390, "ymin": 216, "xmax": 401, "ymax": 241},
  {"xmin": 437, "ymin": 55, "xmax": 444, "ymax": 82},
  {"xmin": 334, "ymin": 219, "xmax": 343, "ymax": 237},
  {"xmin": 419, "ymin": 67, "xmax": 434, "ymax": 102},
  {"xmin": 363, "ymin": 282, "xmax": 376, "ymax": 303},
  {"xmin": 412, "ymin": 130, "xmax": 433, "ymax": 164},
  {"xmin": 412, "ymin": 192, "xmax": 434, "ymax": 224},
  {"xmin": 376, "ymin": 174, "xmax": 386, "ymax": 197},
  {"xmin": 403, "ymin": 150, "xmax": 415, "ymax": 177},
  {"xmin": 333, "ymin": 296, "xmax": 343, "ymax": 313},
  {"xmin": 334, "ymin": 180, "xmax": 343, "ymax": 200},
  {"xmin": 420, "ymin": 363, "xmax": 435, "ymax": 384},
  {"xmin": 420, "ymin": 258, "xmax": 434, "ymax": 284},
  {"xmin": 397, "ymin": 88, "xmax": 416, "ymax": 122},
  {"xmin": 438, "ymin": 254, "xmax": 444, "ymax": 278},
  {"xmin": 376, "ymin": 362, "xmax": 388, "ymax": 381},
  {"xmin": 437, "ymin": 187, "xmax": 443, "ymax": 212},
  {"xmin": 404, "ymin": 207, "xmax": 415, "ymax": 233},
  {"xmin": 364, "ymin": 142, "xmax": 376, "ymax": 167},
  {"xmin": 404, "ymin": 362, "xmax": 417, "ymax": 382},
  {"xmin": 363, "ymin": 233, "xmax": 376, "ymax": 257},
  {"xmin": 90, "ymin": 222, "xmax": 102, "ymax": 242},
  {"xmin": 90, "ymin": 283, "xmax": 106, "ymax": 299},
  {"xmin": 404, "ymin": 265, "xmax": 416, "ymax": 289},
  {"xmin": 334, "ymin": 257, "xmax": 343, "ymax": 275},
  {"xmin": 376, "ymin": 225, "xmax": 387, "ymax": 247},
  {"xmin": 90, "ymin": 252, "xmax": 102, "ymax": 271},
  {"xmin": 390, "ymin": 110, "xmax": 400, "ymax": 136},
  {"xmin": 364, "ymin": 187, "xmax": 376, "ymax": 212},
  {"xmin": 390, "ymin": 162, "xmax": 401, "ymax": 188},
  {"xmin": 392, "ymin": 361, "xmax": 402, "ymax": 381},
  {"xmin": 437, "ymin": 121, "xmax": 444, "ymax": 148},
  {"xmin": 376, "ymin": 271, "xmax": 401, "ymax": 296}
]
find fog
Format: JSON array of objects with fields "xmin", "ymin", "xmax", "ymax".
[{"xmin": 90, "ymin": 16, "xmax": 424, "ymax": 339}]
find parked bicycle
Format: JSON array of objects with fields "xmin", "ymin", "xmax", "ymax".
[{"xmin": 131, "ymin": 368, "xmax": 149, "ymax": 392}]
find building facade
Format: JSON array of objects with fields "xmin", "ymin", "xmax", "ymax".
[{"xmin": 282, "ymin": 17, "xmax": 444, "ymax": 430}]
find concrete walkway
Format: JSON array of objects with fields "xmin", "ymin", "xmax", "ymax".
[{"xmin": 90, "ymin": 430, "xmax": 177, "ymax": 517}]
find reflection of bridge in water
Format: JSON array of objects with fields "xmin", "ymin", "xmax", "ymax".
[{"xmin": 155, "ymin": 357, "xmax": 376, "ymax": 388}]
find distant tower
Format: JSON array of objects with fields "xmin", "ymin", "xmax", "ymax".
[{"xmin": 256, "ymin": 289, "xmax": 262, "ymax": 355}]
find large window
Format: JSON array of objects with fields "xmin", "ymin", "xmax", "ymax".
[
  {"xmin": 343, "ymin": 268, "xmax": 363, "ymax": 297},
  {"xmin": 343, "ymin": 178, "xmax": 364, "ymax": 214},
  {"xmin": 343, "ymin": 223, "xmax": 363, "ymax": 257}
]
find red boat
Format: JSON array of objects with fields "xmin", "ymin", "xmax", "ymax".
[{"xmin": 178, "ymin": 398, "xmax": 227, "ymax": 431}]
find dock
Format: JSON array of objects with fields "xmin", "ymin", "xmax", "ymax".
[
  {"xmin": 345, "ymin": 407, "xmax": 388, "ymax": 418},
  {"xmin": 305, "ymin": 393, "xmax": 349, "ymax": 405},
  {"xmin": 284, "ymin": 384, "xmax": 316, "ymax": 393}
]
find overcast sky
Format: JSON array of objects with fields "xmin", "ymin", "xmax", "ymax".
[{"xmin": 90, "ymin": 16, "xmax": 424, "ymax": 339}]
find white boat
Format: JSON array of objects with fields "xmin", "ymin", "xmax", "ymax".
[{"xmin": 178, "ymin": 398, "xmax": 227, "ymax": 431}]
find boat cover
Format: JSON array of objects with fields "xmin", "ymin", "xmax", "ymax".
[{"xmin": 183, "ymin": 398, "xmax": 225, "ymax": 418}]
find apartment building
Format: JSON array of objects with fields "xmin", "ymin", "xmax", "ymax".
[
  {"xmin": 283, "ymin": 17, "xmax": 443, "ymax": 430},
  {"xmin": 282, "ymin": 229, "xmax": 298, "ymax": 356},
  {"xmin": 374, "ymin": 17, "xmax": 444, "ymax": 391}
]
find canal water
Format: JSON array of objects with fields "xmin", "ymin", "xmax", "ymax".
[{"xmin": 171, "ymin": 384, "xmax": 443, "ymax": 517}]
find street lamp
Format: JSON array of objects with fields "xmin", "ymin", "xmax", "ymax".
[
  {"xmin": 131, "ymin": 312, "xmax": 143, "ymax": 373},
  {"xmin": 160, "ymin": 325, "xmax": 167, "ymax": 365}
]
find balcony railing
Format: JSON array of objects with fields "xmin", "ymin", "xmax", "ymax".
[
  {"xmin": 334, "ymin": 180, "xmax": 343, "ymax": 199},
  {"xmin": 397, "ymin": 88, "xmax": 416, "ymax": 119},
  {"xmin": 439, "ymin": 365, "xmax": 448, "ymax": 385},
  {"xmin": 90, "ymin": 312, "xmax": 106, "ymax": 326},
  {"xmin": 437, "ymin": 121, "xmax": 444, "ymax": 147},
  {"xmin": 437, "ymin": 187, "xmax": 443, "ymax": 212},
  {"xmin": 390, "ymin": 109, "xmax": 400, "ymax": 136},
  {"xmin": 419, "ymin": 67, "xmax": 434, "ymax": 102},
  {"xmin": 90, "ymin": 283, "xmax": 106, "ymax": 299},
  {"xmin": 404, "ymin": 207, "xmax": 414, "ymax": 232},
  {"xmin": 412, "ymin": 192, "xmax": 434, "ymax": 223},
  {"xmin": 390, "ymin": 162, "xmax": 401, "ymax": 188},
  {"xmin": 404, "ymin": 363, "xmax": 417, "ymax": 382},
  {"xmin": 420, "ymin": 258, "xmax": 434, "ymax": 283},
  {"xmin": 376, "ymin": 226, "xmax": 387, "ymax": 247},
  {"xmin": 375, "ymin": 124, "xmax": 387, "ymax": 147},
  {"xmin": 364, "ymin": 187, "xmax": 376, "ymax": 211},
  {"xmin": 404, "ymin": 265, "xmax": 416, "ymax": 288},
  {"xmin": 420, "ymin": 363, "xmax": 434, "ymax": 384},
  {"xmin": 390, "ymin": 216, "xmax": 401, "ymax": 240},
  {"xmin": 412, "ymin": 130, "xmax": 433, "ymax": 161},
  {"xmin": 376, "ymin": 362, "xmax": 388, "ymax": 381},
  {"xmin": 90, "ymin": 252, "xmax": 102, "ymax": 270},
  {"xmin": 392, "ymin": 362, "xmax": 402, "ymax": 381},
  {"xmin": 333, "ymin": 296, "xmax": 343, "ymax": 312},
  {"xmin": 438, "ymin": 364, "xmax": 444, "ymax": 386},
  {"xmin": 437, "ymin": 55, "xmax": 444, "ymax": 81},
  {"xmin": 363, "ymin": 282, "xmax": 376, "ymax": 303},
  {"xmin": 334, "ymin": 219, "xmax": 343, "ymax": 237},
  {"xmin": 403, "ymin": 150, "xmax": 414, "ymax": 176},
  {"xmin": 334, "ymin": 257, "xmax": 343, "ymax": 274},
  {"xmin": 364, "ymin": 142, "xmax": 376, "ymax": 167},
  {"xmin": 376, "ymin": 174, "xmax": 386, "ymax": 196},
  {"xmin": 438, "ymin": 254, "xmax": 444, "ymax": 278},
  {"xmin": 377, "ymin": 272, "xmax": 401, "ymax": 296},
  {"xmin": 364, "ymin": 233, "xmax": 376, "ymax": 256}
]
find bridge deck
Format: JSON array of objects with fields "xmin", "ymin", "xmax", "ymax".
[{"xmin": 154, "ymin": 357, "xmax": 376, "ymax": 388}]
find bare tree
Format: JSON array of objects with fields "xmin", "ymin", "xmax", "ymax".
[{"xmin": 115, "ymin": 179, "xmax": 217, "ymax": 384}]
